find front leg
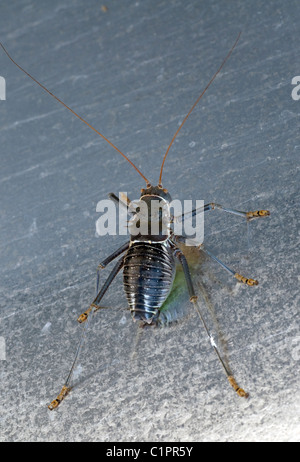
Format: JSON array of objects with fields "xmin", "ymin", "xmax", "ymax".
[{"xmin": 175, "ymin": 202, "xmax": 270, "ymax": 223}]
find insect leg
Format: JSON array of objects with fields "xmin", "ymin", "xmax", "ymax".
[
  {"xmin": 200, "ymin": 245, "xmax": 259, "ymax": 286},
  {"xmin": 48, "ymin": 256, "xmax": 125, "ymax": 410},
  {"xmin": 205, "ymin": 203, "xmax": 270, "ymax": 220},
  {"xmin": 96, "ymin": 241, "xmax": 130, "ymax": 293},
  {"xmin": 79, "ymin": 253, "xmax": 126, "ymax": 323},
  {"xmin": 173, "ymin": 234, "xmax": 259, "ymax": 286},
  {"xmin": 108, "ymin": 192, "xmax": 135, "ymax": 214},
  {"xmin": 175, "ymin": 202, "xmax": 270, "ymax": 223},
  {"xmin": 174, "ymin": 247, "xmax": 249, "ymax": 398}
]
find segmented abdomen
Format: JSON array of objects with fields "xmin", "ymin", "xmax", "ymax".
[{"xmin": 123, "ymin": 241, "xmax": 175, "ymax": 323}]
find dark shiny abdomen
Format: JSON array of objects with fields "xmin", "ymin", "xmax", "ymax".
[{"xmin": 123, "ymin": 241, "xmax": 176, "ymax": 323}]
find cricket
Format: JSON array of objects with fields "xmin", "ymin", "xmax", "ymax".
[{"xmin": 0, "ymin": 31, "xmax": 270, "ymax": 410}]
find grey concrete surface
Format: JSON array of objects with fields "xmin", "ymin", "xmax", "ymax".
[{"xmin": 0, "ymin": 0, "xmax": 299, "ymax": 442}]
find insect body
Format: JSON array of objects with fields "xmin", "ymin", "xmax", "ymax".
[
  {"xmin": 0, "ymin": 32, "xmax": 270, "ymax": 410},
  {"xmin": 124, "ymin": 240, "xmax": 176, "ymax": 324},
  {"xmin": 124, "ymin": 186, "xmax": 176, "ymax": 324}
]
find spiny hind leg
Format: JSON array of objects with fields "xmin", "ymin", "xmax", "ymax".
[
  {"xmin": 173, "ymin": 245, "xmax": 248, "ymax": 398},
  {"xmin": 48, "ymin": 257, "xmax": 125, "ymax": 410}
]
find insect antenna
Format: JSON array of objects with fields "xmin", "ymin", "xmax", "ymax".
[
  {"xmin": 0, "ymin": 42, "xmax": 150, "ymax": 186},
  {"xmin": 158, "ymin": 31, "xmax": 241, "ymax": 187}
]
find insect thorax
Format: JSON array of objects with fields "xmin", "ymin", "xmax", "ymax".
[{"xmin": 129, "ymin": 185, "xmax": 173, "ymax": 243}]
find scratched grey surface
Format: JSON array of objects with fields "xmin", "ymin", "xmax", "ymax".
[{"xmin": 0, "ymin": 0, "xmax": 299, "ymax": 442}]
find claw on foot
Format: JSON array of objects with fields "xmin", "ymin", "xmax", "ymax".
[
  {"xmin": 246, "ymin": 210, "xmax": 270, "ymax": 220},
  {"xmin": 228, "ymin": 376, "xmax": 249, "ymax": 398},
  {"xmin": 77, "ymin": 306, "xmax": 93, "ymax": 323},
  {"xmin": 235, "ymin": 273, "xmax": 258, "ymax": 286},
  {"xmin": 48, "ymin": 385, "xmax": 71, "ymax": 410}
]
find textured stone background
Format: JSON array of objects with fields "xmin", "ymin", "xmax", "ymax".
[{"xmin": 0, "ymin": 0, "xmax": 299, "ymax": 442}]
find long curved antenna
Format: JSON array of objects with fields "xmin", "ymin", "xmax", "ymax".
[
  {"xmin": 158, "ymin": 32, "xmax": 241, "ymax": 187},
  {"xmin": 0, "ymin": 42, "xmax": 150, "ymax": 186}
]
